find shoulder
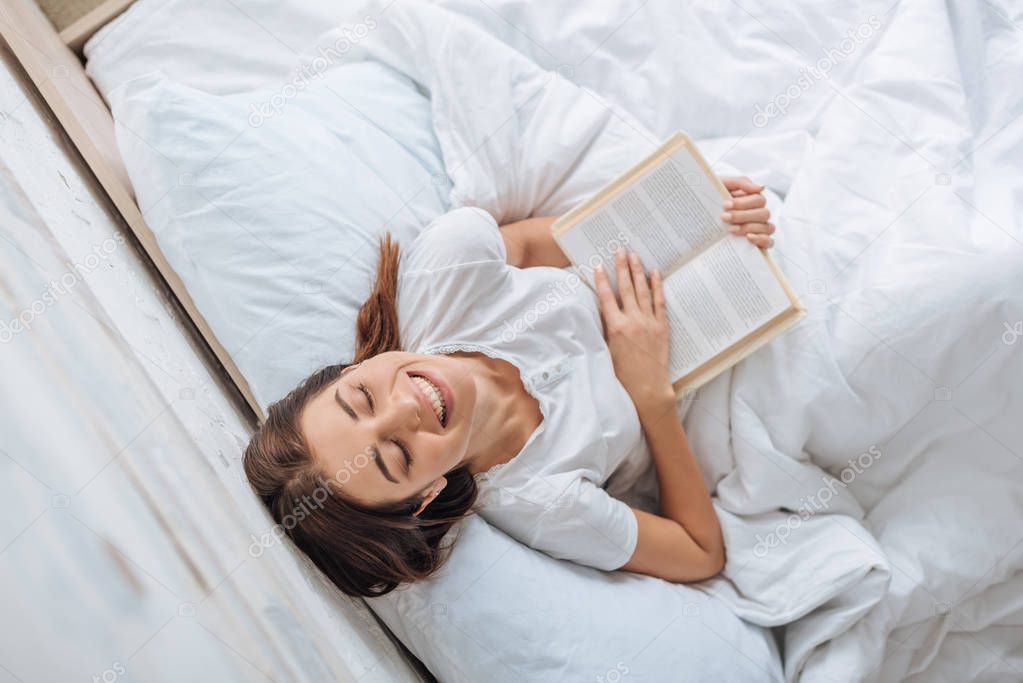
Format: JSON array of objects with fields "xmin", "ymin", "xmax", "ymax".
[
  {"xmin": 396, "ymin": 207, "xmax": 511, "ymax": 351},
  {"xmin": 402, "ymin": 206, "xmax": 506, "ymax": 274}
]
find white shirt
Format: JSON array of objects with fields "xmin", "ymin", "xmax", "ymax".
[{"xmin": 397, "ymin": 206, "xmax": 661, "ymax": 571}]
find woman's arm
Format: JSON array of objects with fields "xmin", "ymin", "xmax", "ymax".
[
  {"xmin": 499, "ymin": 216, "xmax": 568, "ymax": 269},
  {"xmin": 621, "ymin": 398, "xmax": 725, "ymax": 582},
  {"xmin": 594, "ymin": 247, "xmax": 724, "ymax": 583}
]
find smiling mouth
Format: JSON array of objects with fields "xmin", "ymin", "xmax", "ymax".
[{"xmin": 410, "ymin": 373, "xmax": 447, "ymax": 426}]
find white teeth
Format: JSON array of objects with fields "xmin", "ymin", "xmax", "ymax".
[{"xmin": 412, "ymin": 375, "xmax": 446, "ymax": 424}]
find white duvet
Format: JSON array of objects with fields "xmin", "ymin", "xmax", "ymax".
[{"xmin": 332, "ymin": 1, "xmax": 1023, "ymax": 680}]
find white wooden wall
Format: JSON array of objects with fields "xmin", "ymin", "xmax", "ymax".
[{"xmin": 0, "ymin": 43, "xmax": 425, "ymax": 683}]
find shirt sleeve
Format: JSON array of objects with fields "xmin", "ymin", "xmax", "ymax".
[
  {"xmin": 397, "ymin": 206, "xmax": 510, "ymax": 350},
  {"xmin": 402, "ymin": 206, "xmax": 507, "ymax": 274},
  {"xmin": 478, "ymin": 475, "xmax": 640, "ymax": 572}
]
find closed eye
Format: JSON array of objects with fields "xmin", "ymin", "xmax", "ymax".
[
  {"xmin": 392, "ymin": 438, "xmax": 413, "ymax": 475},
  {"xmin": 359, "ymin": 382, "xmax": 413, "ymax": 474},
  {"xmin": 358, "ymin": 382, "xmax": 375, "ymax": 412}
]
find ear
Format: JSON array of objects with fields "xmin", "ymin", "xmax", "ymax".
[{"xmin": 412, "ymin": 477, "xmax": 448, "ymax": 517}]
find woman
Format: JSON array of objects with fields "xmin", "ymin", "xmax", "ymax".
[{"xmin": 244, "ymin": 176, "xmax": 776, "ymax": 597}]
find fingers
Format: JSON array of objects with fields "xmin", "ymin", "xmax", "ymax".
[
  {"xmin": 720, "ymin": 175, "xmax": 764, "ymax": 195},
  {"xmin": 594, "ymin": 261, "xmax": 622, "ymax": 322},
  {"xmin": 651, "ymin": 267, "xmax": 666, "ymax": 324},
  {"xmin": 615, "ymin": 247, "xmax": 637, "ymax": 313},
  {"xmin": 721, "ymin": 208, "xmax": 771, "ymax": 225},
  {"xmin": 722, "ymin": 193, "xmax": 766, "ymax": 211},
  {"xmin": 747, "ymin": 234, "xmax": 775, "ymax": 249},
  {"xmin": 630, "ymin": 251, "xmax": 653, "ymax": 315},
  {"xmin": 730, "ymin": 221, "xmax": 776, "ymax": 237},
  {"xmin": 745, "ymin": 221, "xmax": 775, "ymax": 235}
]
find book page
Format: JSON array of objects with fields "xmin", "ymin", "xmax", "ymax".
[
  {"xmin": 555, "ymin": 144, "xmax": 728, "ymax": 293},
  {"xmin": 664, "ymin": 236, "xmax": 792, "ymax": 380}
]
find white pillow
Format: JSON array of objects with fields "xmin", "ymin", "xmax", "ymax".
[
  {"xmin": 369, "ymin": 516, "xmax": 782, "ymax": 682},
  {"xmin": 85, "ymin": 0, "xmax": 368, "ymax": 96},
  {"xmin": 108, "ymin": 62, "xmax": 450, "ymax": 411}
]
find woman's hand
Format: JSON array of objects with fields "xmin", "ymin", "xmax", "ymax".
[
  {"xmin": 719, "ymin": 176, "xmax": 775, "ymax": 248},
  {"xmin": 594, "ymin": 246, "xmax": 674, "ymax": 416}
]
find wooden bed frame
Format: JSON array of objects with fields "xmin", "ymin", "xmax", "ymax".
[{"xmin": 0, "ymin": 0, "xmax": 265, "ymax": 422}]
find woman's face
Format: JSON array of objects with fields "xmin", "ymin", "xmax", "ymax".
[{"xmin": 300, "ymin": 351, "xmax": 477, "ymax": 512}]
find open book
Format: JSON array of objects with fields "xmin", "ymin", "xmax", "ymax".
[{"xmin": 551, "ymin": 132, "xmax": 805, "ymax": 397}]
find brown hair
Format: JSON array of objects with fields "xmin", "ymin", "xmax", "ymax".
[{"xmin": 243, "ymin": 233, "xmax": 479, "ymax": 597}]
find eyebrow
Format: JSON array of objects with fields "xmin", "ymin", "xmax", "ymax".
[
  {"xmin": 370, "ymin": 444, "xmax": 398, "ymax": 483},
  {"xmin": 334, "ymin": 386, "xmax": 399, "ymax": 484},
  {"xmin": 334, "ymin": 387, "xmax": 358, "ymax": 422}
]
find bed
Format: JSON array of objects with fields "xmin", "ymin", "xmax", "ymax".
[{"xmin": 3, "ymin": 0, "xmax": 1021, "ymax": 681}]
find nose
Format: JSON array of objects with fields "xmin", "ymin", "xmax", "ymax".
[{"xmin": 377, "ymin": 384, "xmax": 422, "ymax": 435}]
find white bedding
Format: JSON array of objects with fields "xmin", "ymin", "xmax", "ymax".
[
  {"xmin": 86, "ymin": 0, "xmax": 1023, "ymax": 681},
  {"xmin": 403, "ymin": 2, "xmax": 1023, "ymax": 680}
]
